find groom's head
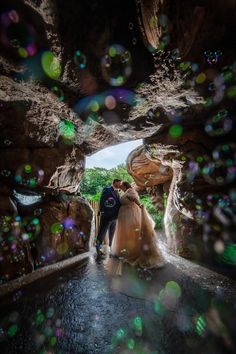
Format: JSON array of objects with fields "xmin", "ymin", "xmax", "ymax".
[{"xmin": 112, "ymin": 179, "xmax": 122, "ymax": 189}]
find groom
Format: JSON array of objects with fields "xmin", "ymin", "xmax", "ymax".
[{"xmin": 95, "ymin": 179, "xmax": 122, "ymax": 256}]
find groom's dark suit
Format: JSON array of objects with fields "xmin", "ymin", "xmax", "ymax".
[{"xmin": 96, "ymin": 185, "xmax": 121, "ymax": 248}]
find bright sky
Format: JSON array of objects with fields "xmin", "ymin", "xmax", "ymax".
[{"xmin": 85, "ymin": 140, "xmax": 143, "ymax": 169}]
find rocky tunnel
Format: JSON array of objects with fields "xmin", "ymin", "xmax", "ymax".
[{"xmin": 0, "ymin": 0, "xmax": 236, "ymax": 282}]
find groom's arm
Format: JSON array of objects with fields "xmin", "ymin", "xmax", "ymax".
[{"xmin": 99, "ymin": 187, "xmax": 109, "ymax": 212}]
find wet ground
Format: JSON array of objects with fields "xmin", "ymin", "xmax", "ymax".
[{"xmin": 0, "ymin": 249, "xmax": 236, "ymax": 354}]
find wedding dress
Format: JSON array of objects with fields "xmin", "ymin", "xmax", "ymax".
[{"xmin": 104, "ymin": 188, "xmax": 165, "ymax": 276}]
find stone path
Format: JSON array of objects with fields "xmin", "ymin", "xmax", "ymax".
[{"xmin": 0, "ymin": 246, "xmax": 236, "ymax": 354}]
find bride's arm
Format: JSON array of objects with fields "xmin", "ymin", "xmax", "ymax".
[{"xmin": 126, "ymin": 189, "xmax": 143, "ymax": 208}]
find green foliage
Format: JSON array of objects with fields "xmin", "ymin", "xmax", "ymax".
[
  {"xmin": 80, "ymin": 164, "xmax": 133, "ymax": 201},
  {"xmin": 80, "ymin": 164, "xmax": 164, "ymax": 229},
  {"xmin": 82, "ymin": 191, "xmax": 101, "ymax": 202},
  {"xmin": 140, "ymin": 195, "xmax": 164, "ymax": 230},
  {"xmin": 164, "ymin": 192, "xmax": 168, "ymax": 208}
]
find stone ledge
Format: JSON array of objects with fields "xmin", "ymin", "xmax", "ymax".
[{"xmin": 0, "ymin": 249, "xmax": 94, "ymax": 298}]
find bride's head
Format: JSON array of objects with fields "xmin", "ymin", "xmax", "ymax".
[{"xmin": 121, "ymin": 181, "xmax": 132, "ymax": 192}]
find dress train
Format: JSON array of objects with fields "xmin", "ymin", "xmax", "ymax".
[{"xmin": 104, "ymin": 206, "xmax": 165, "ymax": 277}]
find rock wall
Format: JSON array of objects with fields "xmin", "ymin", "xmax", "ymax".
[
  {"xmin": 0, "ymin": 0, "xmax": 236, "ymax": 279},
  {"xmin": 129, "ymin": 0, "xmax": 236, "ymax": 273},
  {"xmin": 0, "ymin": 0, "xmax": 154, "ymax": 281},
  {"xmin": 127, "ymin": 137, "xmax": 236, "ymax": 267}
]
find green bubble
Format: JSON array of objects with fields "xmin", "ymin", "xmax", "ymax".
[
  {"xmin": 204, "ymin": 97, "xmax": 213, "ymax": 107},
  {"xmin": 24, "ymin": 164, "xmax": 32, "ymax": 173},
  {"xmin": 51, "ymin": 223, "xmax": 63, "ymax": 234},
  {"xmin": 41, "ymin": 51, "xmax": 61, "ymax": 80},
  {"xmin": 158, "ymin": 42, "xmax": 165, "ymax": 50},
  {"xmin": 59, "ymin": 120, "xmax": 75, "ymax": 140},
  {"xmin": 222, "ymin": 70, "xmax": 233, "ymax": 82},
  {"xmin": 196, "ymin": 156, "xmax": 203, "ymax": 163},
  {"xmin": 219, "ymin": 243, "xmax": 236, "ymax": 265},
  {"xmin": 150, "ymin": 15, "xmax": 158, "ymax": 29},
  {"xmin": 15, "ymin": 175, "xmax": 22, "ymax": 183},
  {"xmin": 109, "ymin": 46, "xmax": 117, "ymax": 57},
  {"xmin": 7, "ymin": 324, "xmax": 18, "ymax": 337},
  {"xmin": 29, "ymin": 178, "xmax": 37, "ymax": 188},
  {"xmin": 18, "ymin": 47, "xmax": 28, "ymax": 58},
  {"xmin": 32, "ymin": 218, "xmax": 39, "ymax": 225},
  {"xmin": 89, "ymin": 100, "xmax": 100, "ymax": 112},
  {"xmin": 111, "ymin": 335, "xmax": 118, "ymax": 347},
  {"xmin": 165, "ymin": 281, "xmax": 182, "ymax": 298},
  {"xmin": 46, "ymin": 307, "xmax": 55, "ymax": 319},
  {"xmin": 227, "ymin": 86, "xmax": 236, "ymax": 98},
  {"xmin": 36, "ymin": 313, "xmax": 45, "ymax": 325},
  {"xmin": 179, "ymin": 61, "xmax": 191, "ymax": 71},
  {"xmin": 116, "ymin": 328, "xmax": 126, "ymax": 340},
  {"xmin": 50, "ymin": 336, "xmax": 57, "ymax": 346},
  {"xmin": 127, "ymin": 338, "xmax": 135, "ymax": 350},
  {"xmin": 154, "ymin": 299, "xmax": 165, "ymax": 315},
  {"xmin": 196, "ymin": 315, "xmax": 206, "ymax": 336},
  {"xmin": 196, "ymin": 73, "xmax": 206, "ymax": 84},
  {"xmin": 158, "ymin": 288, "xmax": 165, "ymax": 301},
  {"xmin": 116, "ymin": 76, "xmax": 124, "ymax": 85},
  {"xmin": 44, "ymin": 326, "xmax": 53, "ymax": 337},
  {"xmin": 28, "ymin": 232, "xmax": 33, "ymax": 239},
  {"xmin": 169, "ymin": 124, "xmax": 183, "ymax": 138},
  {"xmin": 133, "ymin": 316, "xmax": 142, "ymax": 331}
]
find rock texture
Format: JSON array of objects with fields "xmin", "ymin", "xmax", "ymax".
[
  {"xmin": 0, "ymin": 0, "xmax": 236, "ymax": 279},
  {"xmin": 127, "ymin": 145, "xmax": 172, "ymax": 188},
  {"xmin": 126, "ymin": 0, "xmax": 236, "ymax": 266}
]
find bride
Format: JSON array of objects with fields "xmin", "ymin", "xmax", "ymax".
[{"xmin": 105, "ymin": 181, "xmax": 165, "ymax": 276}]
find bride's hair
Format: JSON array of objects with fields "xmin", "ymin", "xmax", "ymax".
[{"xmin": 122, "ymin": 181, "xmax": 132, "ymax": 190}]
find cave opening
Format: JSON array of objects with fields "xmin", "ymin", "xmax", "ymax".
[{"xmin": 81, "ymin": 139, "xmax": 167, "ymax": 250}]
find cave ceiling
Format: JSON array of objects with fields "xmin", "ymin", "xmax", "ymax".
[{"xmin": 0, "ymin": 0, "xmax": 235, "ymax": 155}]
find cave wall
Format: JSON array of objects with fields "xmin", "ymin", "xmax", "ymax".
[
  {"xmin": 128, "ymin": 0, "xmax": 236, "ymax": 271},
  {"xmin": 0, "ymin": 0, "xmax": 236, "ymax": 280},
  {"xmin": 0, "ymin": 0, "xmax": 154, "ymax": 281},
  {"xmin": 127, "ymin": 137, "xmax": 235, "ymax": 266}
]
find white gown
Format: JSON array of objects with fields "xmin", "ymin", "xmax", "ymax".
[{"xmin": 104, "ymin": 188, "xmax": 165, "ymax": 276}]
